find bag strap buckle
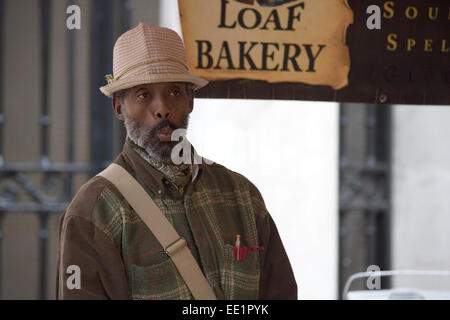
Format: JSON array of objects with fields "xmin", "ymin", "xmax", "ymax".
[{"xmin": 165, "ymin": 237, "xmax": 187, "ymax": 257}]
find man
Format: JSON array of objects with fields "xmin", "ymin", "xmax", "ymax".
[{"xmin": 56, "ymin": 23, "xmax": 297, "ymax": 300}]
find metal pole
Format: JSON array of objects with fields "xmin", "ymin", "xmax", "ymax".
[
  {"xmin": 66, "ymin": 0, "xmax": 75, "ymax": 199},
  {"xmin": 338, "ymin": 103, "xmax": 347, "ymax": 298},
  {"xmin": 339, "ymin": 103, "xmax": 347, "ymax": 167},
  {"xmin": 39, "ymin": 0, "xmax": 52, "ymax": 300},
  {"xmin": 0, "ymin": 0, "xmax": 4, "ymax": 168},
  {"xmin": 366, "ymin": 104, "xmax": 377, "ymax": 168},
  {"xmin": 338, "ymin": 103, "xmax": 354, "ymax": 298},
  {"xmin": 40, "ymin": 0, "xmax": 51, "ymax": 168},
  {"xmin": 39, "ymin": 211, "xmax": 49, "ymax": 299},
  {"xmin": 0, "ymin": 212, "xmax": 3, "ymax": 299},
  {"xmin": 90, "ymin": 0, "xmax": 114, "ymax": 175},
  {"xmin": 365, "ymin": 105, "xmax": 377, "ymax": 267},
  {"xmin": 364, "ymin": 103, "xmax": 392, "ymax": 287},
  {"xmin": 119, "ymin": 0, "xmax": 131, "ymax": 145},
  {"xmin": 0, "ymin": 0, "xmax": 6, "ymax": 299},
  {"xmin": 376, "ymin": 104, "xmax": 392, "ymax": 289}
]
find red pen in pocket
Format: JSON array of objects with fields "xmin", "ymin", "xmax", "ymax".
[{"xmin": 233, "ymin": 234, "xmax": 264, "ymax": 262}]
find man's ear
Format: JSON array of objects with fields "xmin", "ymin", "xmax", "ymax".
[{"xmin": 112, "ymin": 96, "xmax": 125, "ymax": 120}]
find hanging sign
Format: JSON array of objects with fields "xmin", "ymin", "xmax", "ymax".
[
  {"xmin": 178, "ymin": 0, "xmax": 450, "ymax": 105},
  {"xmin": 179, "ymin": 0, "xmax": 353, "ymax": 90}
]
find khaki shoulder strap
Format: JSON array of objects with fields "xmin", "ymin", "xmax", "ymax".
[{"xmin": 97, "ymin": 163, "xmax": 217, "ymax": 300}]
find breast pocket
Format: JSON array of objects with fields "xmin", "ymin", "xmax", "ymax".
[
  {"xmin": 129, "ymin": 258, "xmax": 193, "ymax": 300},
  {"xmin": 221, "ymin": 243, "xmax": 260, "ymax": 300}
]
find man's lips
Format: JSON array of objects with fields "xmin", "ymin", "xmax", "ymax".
[{"xmin": 157, "ymin": 126, "xmax": 173, "ymax": 141}]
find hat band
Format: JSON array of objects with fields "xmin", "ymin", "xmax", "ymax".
[{"xmin": 106, "ymin": 57, "xmax": 189, "ymax": 84}]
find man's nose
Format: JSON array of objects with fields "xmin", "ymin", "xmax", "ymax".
[{"xmin": 153, "ymin": 95, "xmax": 170, "ymax": 119}]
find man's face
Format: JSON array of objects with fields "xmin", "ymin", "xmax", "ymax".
[{"xmin": 113, "ymin": 82, "xmax": 194, "ymax": 163}]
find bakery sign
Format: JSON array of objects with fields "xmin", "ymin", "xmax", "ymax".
[
  {"xmin": 178, "ymin": 0, "xmax": 353, "ymax": 90},
  {"xmin": 179, "ymin": 0, "xmax": 450, "ymax": 105}
]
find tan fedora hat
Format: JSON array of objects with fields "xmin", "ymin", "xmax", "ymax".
[{"xmin": 99, "ymin": 23, "xmax": 208, "ymax": 98}]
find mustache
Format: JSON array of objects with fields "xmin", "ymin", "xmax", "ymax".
[{"xmin": 149, "ymin": 120, "xmax": 178, "ymax": 135}]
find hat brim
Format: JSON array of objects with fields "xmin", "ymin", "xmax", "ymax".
[{"xmin": 99, "ymin": 74, "xmax": 209, "ymax": 98}]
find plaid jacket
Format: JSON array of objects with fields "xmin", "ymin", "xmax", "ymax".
[{"xmin": 56, "ymin": 140, "xmax": 297, "ymax": 299}]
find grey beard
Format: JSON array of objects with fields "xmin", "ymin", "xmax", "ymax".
[{"xmin": 123, "ymin": 112, "xmax": 189, "ymax": 163}]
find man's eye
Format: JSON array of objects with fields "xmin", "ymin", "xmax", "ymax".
[
  {"xmin": 171, "ymin": 89, "xmax": 181, "ymax": 97},
  {"xmin": 138, "ymin": 92, "xmax": 149, "ymax": 98}
]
